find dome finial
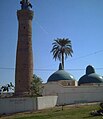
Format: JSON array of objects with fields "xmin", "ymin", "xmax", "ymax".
[{"xmin": 59, "ymin": 63, "xmax": 63, "ymax": 70}]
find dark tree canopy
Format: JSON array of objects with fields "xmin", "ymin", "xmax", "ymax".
[{"xmin": 0, "ymin": 82, "xmax": 14, "ymax": 93}]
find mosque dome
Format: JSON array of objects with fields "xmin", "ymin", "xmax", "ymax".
[
  {"xmin": 78, "ymin": 65, "xmax": 103, "ymax": 85},
  {"xmin": 47, "ymin": 63, "xmax": 76, "ymax": 82}
]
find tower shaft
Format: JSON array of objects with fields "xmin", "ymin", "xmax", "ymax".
[{"xmin": 15, "ymin": 10, "xmax": 34, "ymax": 96}]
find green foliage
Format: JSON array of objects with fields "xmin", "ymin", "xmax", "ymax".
[
  {"xmin": 30, "ymin": 74, "xmax": 43, "ymax": 97},
  {"xmin": 51, "ymin": 38, "xmax": 73, "ymax": 69},
  {"xmin": 0, "ymin": 82, "xmax": 14, "ymax": 93}
]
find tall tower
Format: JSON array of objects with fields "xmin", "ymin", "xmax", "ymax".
[{"xmin": 15, "ymin": 0, "xmax": 34, "ymax": 96}]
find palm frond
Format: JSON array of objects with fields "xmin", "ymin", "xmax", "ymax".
[{"xmin": 51, "ymin": 38, "xmax": 73, "ymax": 68}]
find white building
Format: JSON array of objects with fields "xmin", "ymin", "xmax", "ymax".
[{"xmin": 42, "ymin": 64, "xmax": 103, "ymax": 105}]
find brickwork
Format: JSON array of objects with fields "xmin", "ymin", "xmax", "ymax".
[{"xmin": 15, "ymin": 10, "xmax": 34, "ymax": 96}]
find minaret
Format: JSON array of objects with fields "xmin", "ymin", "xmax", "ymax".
[{"xmin": 15, "ymin": 0, "xmax": 34, "ymax": 96}]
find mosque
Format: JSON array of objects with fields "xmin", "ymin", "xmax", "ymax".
[
  {"xmin": 42, "ymin": 64, "xmax": 103, "ymax": 105},
  {"xmin": 1, "ymin": 0, "xmax": 103, "ymax": 115},
  {"xmin": 5, "ymin": 0, "xmax": 103, "ymax": 104}
]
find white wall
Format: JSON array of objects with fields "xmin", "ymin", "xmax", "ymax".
[
  {"xmin": 43, "ymin": 82, "xmax": 103, "ymax": 105},
  {"xmin": 37, "ymin": 96, "xmax": 57, "ymax": 110},
  {"xmin": 0, "ymin": 97, "xmax": 37, "ymax": 114},
  {"xmin": 1, "ymin": 82, "xmax": 103, "ymax": 114},
  {"xmin": 0, "ymin": 96, "xmax": 57, "ymax": 114}
]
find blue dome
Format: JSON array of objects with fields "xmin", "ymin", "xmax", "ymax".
[
  {"xmin": 47, "ymin": 63, "xmax": 75, "ymax": 82},
  {"xmin": 78, "ymin": 65, "xmax": 103, "ymax": 85}
]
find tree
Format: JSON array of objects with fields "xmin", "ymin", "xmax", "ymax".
[
  {"xmin": 0, "ymin": 82, "xmax": 14, "ymax": 93},
  {"xmin": 30, "ymin": 74, "xmax": 43, "ymax": 97},
  {"xmin": 51, "ymin": 38, "xmax": 73, "ymax": 69}
]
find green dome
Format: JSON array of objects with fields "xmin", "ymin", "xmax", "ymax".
[
  {"xmin": 78, "ymin": 65, "xmax": 103, "ymax": 85},
  {"xmin": 47, "ymin": 63, "xmax": 75, "ymax": 82}
]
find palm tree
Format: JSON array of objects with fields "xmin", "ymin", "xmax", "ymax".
[{"xmin": 51, "ymin": 38, "xmax": 73, "ymax": 69}]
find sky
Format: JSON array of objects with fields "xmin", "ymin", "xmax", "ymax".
[{"xmin": 1, "ymin": 0, "xmax": 103, "ymax": 86}]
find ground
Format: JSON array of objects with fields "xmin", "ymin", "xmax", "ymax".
[{"xmin": 0, "ymin": 104, "xmax": 102, "ymax": 119}]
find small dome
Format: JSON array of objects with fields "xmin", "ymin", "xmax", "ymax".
[
  {"xmin": 86, "ymin": 65, "xmax": 95, "ymax": 74},
  {"xmin": 47, "ymin": 63, "xmax": 75, "ymax": 82},
  {"xmin": 78, "ymin": 65, "xmax": 103, "ymax": 85}
]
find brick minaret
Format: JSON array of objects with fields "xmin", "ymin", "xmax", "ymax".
[{"xmin": 15, "ymin": 0, "xmax": 34, "ymax": 96}]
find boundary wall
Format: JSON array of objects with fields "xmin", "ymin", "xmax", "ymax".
[
  {"xmin": 1, "ymin": 83, "xmax": 103, "ymax": 114},
  {"xmin": 0, "ymin": 96, "xmax": 57, "ymax": 114},
  {"xmin": 43, "ymin": 82, "xmax": 103, "ymax": 105}
]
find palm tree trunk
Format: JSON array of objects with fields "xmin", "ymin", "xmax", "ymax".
[{"xmin": 62, "ymin": 52, "xmax": 64, "ymax": 69}]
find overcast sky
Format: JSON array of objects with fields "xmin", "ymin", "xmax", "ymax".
[{"xmin": 1, "ymin": 0, "xmax": 103, "ymax": 86}]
